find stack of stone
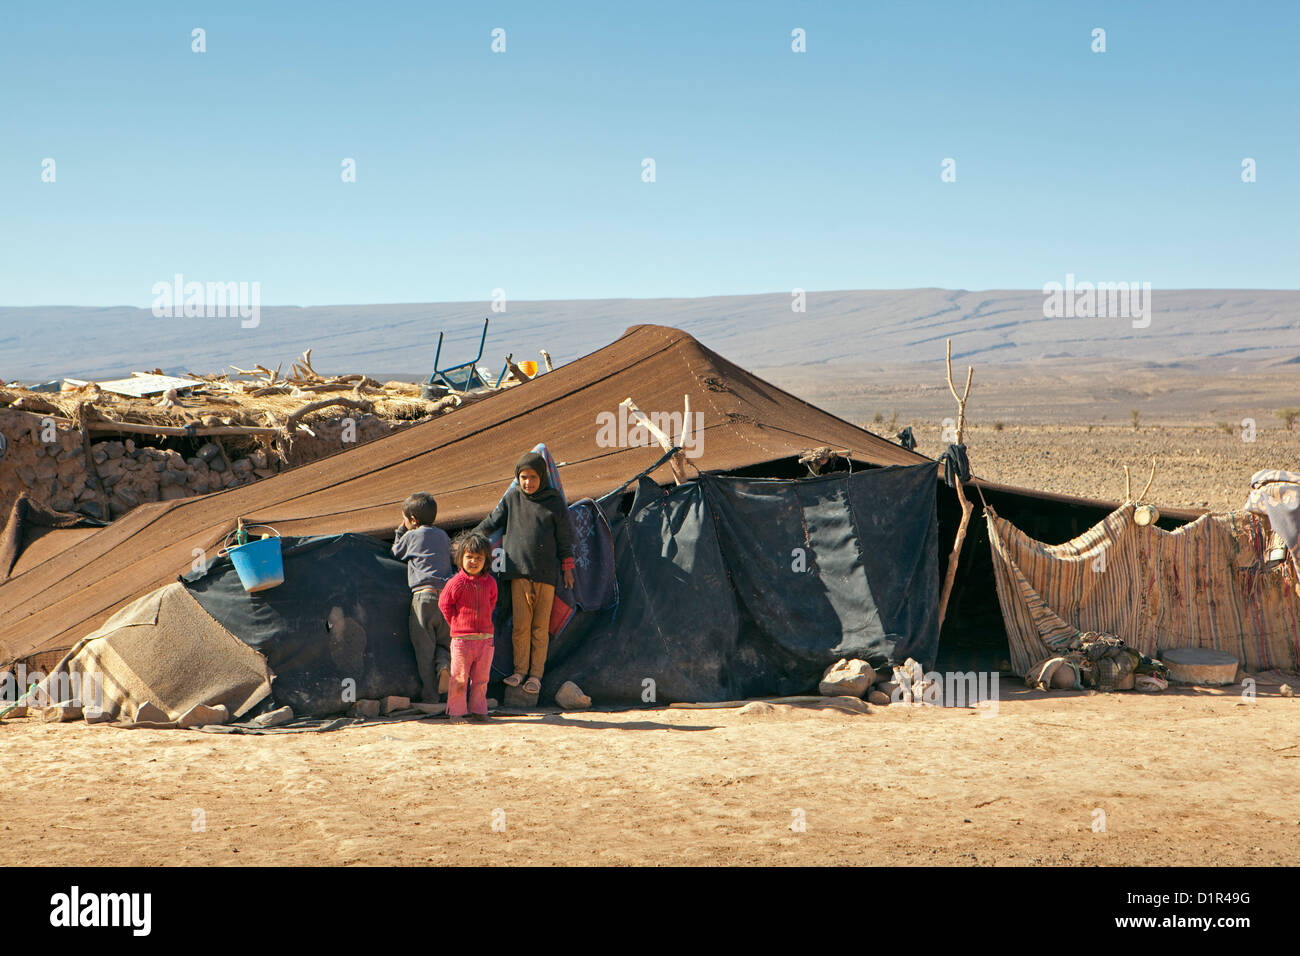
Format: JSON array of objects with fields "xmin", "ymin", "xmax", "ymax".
[
  {"xmin": 90, "ymin": 439, "xmax": 266, "ymax": 518},
  {"xmin": 3, "ymin": 410, "xmax": 396, "ymax": 521}
]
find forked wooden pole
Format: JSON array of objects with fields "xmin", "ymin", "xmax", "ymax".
[
  {"xmin": 937, "ymin": 339, "xmax": 975, "ymax": 632},
  {"xmin": 622, "ymin": 397, "xmax": 689, "ymax": 484},
  {"xmin": 1138, "ymin": 458, "xmax": 1157, "ymax": 503}
]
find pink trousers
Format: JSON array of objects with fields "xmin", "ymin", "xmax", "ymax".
[{"xmin": 447, "ymin": 636, "xmax": 494, "ymax": 717}]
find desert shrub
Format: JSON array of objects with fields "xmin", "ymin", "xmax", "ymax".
[
  {"xmin": 1278, "ymin": 408, "xmax": 1300, "ymax": 431},
  {"xmin": 1129, "ymin": 408, "xmax": 1141, "ymax": 430},
  {"xmin": 994, "ymin": 421, "xmax": 1005, "ymax": 432},
  {"xmin": 872, "ymin": 411, "xmax": 883, "ymax": 424},
  {"xmin": 1216, "ymin": 421, "xmax": 1234, "ymax": 435}
]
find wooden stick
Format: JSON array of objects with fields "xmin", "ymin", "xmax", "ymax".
[
  {"xmin": 681, "ymin": 394, "xmax": 692, "ymax": 467},
  {"xmin": 86, "ymin": 420, "xmax": 279, "ymax": 437},
  {"xmin": 945, "ymin": 339, "xmax": 974, "ymax": 444},
  {"xmin": 272, "ymin": 395, "xmax": 372, "ymax": 463},
  {"xmin": 297, "ymin": 348, "xmax": 319, "ymax": 381},
  {"xmin": 1138, "ymin": 458, "xmax": 1157, "ymax": 503},
  {"xmin": 621, "ymin": 398, "xmax": 687, "ymax": 484},
  {"xmin": 504, "ymin": 354, "xmax": 533, "ymax": 383},
  {"xmin": 282, "ymin": 396, "xmax": 373, "ymax": 434},
  {"xmin": 540, "ymin": 350, "xmax": 554, "ymax": 373},
  {"xmin": 1123, "ymin": 464, "xmax": 1133, "ymax": 502},
  {"xmin": 937, "ymin": 338, "xmax": 975, "ymax": 632}
]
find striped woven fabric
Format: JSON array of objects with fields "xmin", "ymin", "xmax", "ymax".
[{"xmin": 986, "ymin": 503, "xmax": 1300, "ymax": 676}]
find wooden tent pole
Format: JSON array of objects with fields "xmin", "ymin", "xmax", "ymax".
[
  {"xmin": 86, "ymin": 421, "xmax": 280, "ymax": 438},
  {"xmin": 621, "ymin": 397, "xmax": 688, "ymax": 485},
  {"xmin": 937, "ymin": 338, "xmax": 975, "ymax": 632}
]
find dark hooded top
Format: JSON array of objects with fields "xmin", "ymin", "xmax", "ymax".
[{"xmin": 472, "ymin": 451, "xmax": 574, "ymax": 585}]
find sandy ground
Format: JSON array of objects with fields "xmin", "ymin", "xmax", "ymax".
[
  {"xmin": 768, "ymin": 361, "xmax": 1299, "ymax": 515},
  {"xmin": 2, "ymin": 686, "xmax": 1295, "ymax": 866},
  {"xmin": 934, "ymin": 423, "xmax": 1298, "ymax": 514}
]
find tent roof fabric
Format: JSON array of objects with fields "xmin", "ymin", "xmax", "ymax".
[
  {"xmin": 1, "ymin": 324, "xmax": 930, "ymax": 664},
  {"xmin": 1, "ymin": 494, "xmax": 106, "ymax": 584}
]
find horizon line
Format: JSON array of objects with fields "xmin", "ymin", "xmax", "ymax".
[{"xmin": 4, "ymin": 286, "xmax": 1300, "ymax": 311}]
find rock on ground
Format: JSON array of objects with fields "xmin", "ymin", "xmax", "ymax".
[
  {"xmin": 252, "ymin": 705, "xmax": 294, "ymax": 728},
  {"xmin": 555, "ymin": 681, "xmax": 592, "ymax": 710},
  {"xmin": 133, "ymin": 701, "xmax": 168, "ymax": 723},
  {"xmin": 43, "ymin": 704, "xmax": 83, "ymax": 722},
  {"xmin": 819, "ymin": 658, "xmax": 876, "ymax": 697},
  {"xmin": 178, "ymin": 703, "xmax": 230, "ymax": 729}
]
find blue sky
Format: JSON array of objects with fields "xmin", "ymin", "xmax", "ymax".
[{"xmin": 1, "ymin": 0, "xmax": 1295, "ymax": 306}]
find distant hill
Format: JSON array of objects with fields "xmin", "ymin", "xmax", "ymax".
[{"xmin": 2, "ymin": 289, "xmax": 1296, "ymax": 382}]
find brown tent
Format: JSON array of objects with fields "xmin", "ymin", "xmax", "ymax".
[{"xmin": 1, "ymin": 324, "xmax": 936, "ymax": 669}]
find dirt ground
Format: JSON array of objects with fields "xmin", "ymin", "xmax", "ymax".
[
  {"xmin": 937, "ymin": 423, "xmax": 1297, "ymax": 514},
  {"xmin": 2, "ymin": 685, "xmax": 1295, "ymax": 866},
  {"xmin": 767, "ymin": 361, "xmax": 1299, "ymax": 515}
]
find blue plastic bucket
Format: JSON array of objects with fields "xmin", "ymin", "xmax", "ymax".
[{"xmin": 224, "ymin": 528, "xmax": 284, "ymax": 592}]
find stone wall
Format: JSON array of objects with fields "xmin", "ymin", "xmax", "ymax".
[{"xmin": 0, "ymin": 410, "xmax": 400, "ymax": 523}]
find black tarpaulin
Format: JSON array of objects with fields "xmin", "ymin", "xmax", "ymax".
[
  {"xmin": 529, "ymin": 462, "xmax": 940, "ymax": 704},
  {"xmin": 705, "ymin": 463, "xmax": 939, "ymax": 671},
  {"xmin": 182, "ymin": 534, "xmax": 420, "ymax": 717},
  {"xmin": 508, "ymin": 474, "xmax": 743, "ymax": 703}
]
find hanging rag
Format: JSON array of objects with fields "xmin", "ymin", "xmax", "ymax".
[{"xmin": 939, "ymin": 443, "xmax": 969, "ymax": 488}]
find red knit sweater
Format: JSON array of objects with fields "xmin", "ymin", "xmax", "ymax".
[{"xmin": 437, "ymin": 570, "xmax": 498, "ymax": 637}]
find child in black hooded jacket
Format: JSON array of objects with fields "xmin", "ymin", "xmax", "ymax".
[{"xmin": 473, "ymin": 450, "xmax": 574, "ymax": 694}]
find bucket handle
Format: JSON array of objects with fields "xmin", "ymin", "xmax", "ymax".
[{"xmin": 217, "ymin": 524, "xmax": 280, "ymax": 558}]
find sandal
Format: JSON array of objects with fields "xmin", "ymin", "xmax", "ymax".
[
  {"xmin": 523, "ymin": 677, "xmax": 541, "ymax": 694},
  {"xmin": 503, "ymin": 673, "xmax": 524, "ymax": 687}
]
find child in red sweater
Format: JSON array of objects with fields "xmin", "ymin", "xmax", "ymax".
[{"xmin": 437, "ymin": 531, "xmax": 498, "ymax": 722}]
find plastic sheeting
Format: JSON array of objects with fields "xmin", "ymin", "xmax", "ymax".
[{"xmin": 527, "ymin": 463, "xmax": 939, "ymax": 704}]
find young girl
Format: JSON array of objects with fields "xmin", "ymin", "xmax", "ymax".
[
  {"xmin": 437, "ymin": 532, "xmax": 498, "ymax": 722},
  {"xmin": 474, "ymin": 450, "xmax": 574, "ymax": 695}
]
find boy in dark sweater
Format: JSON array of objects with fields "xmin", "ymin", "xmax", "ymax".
[
  {"xmin": 473, "ymin": 450, "xmax": 574, "ymax": 694},
  {"xmin": 391, "ymin": 492, "xmax": 455, "ymax": 702}
]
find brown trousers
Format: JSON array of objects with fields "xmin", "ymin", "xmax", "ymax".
[{"xmin": 510, "ymin": 578, "xmax": 555, "ymax": 679}]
